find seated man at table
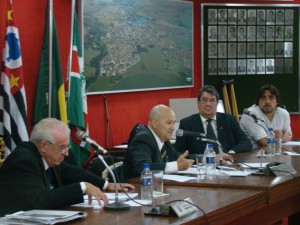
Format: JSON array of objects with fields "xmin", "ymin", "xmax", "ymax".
[
  {"xmin": 240, "ymin": 84, "xmax": 292, "ymax": 149},
  {"xmin": 0, "ymin": 118, "xmax": 134, "ymax": 216},
  {"xmin": 122, "ymin": 104, "xmax": 195, "ymax": 179},
  {"xmin": 175, "ymin": 85, "xmax": 252, "ymax": 155}
]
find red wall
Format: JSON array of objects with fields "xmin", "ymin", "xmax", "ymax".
[{"xmin": 0, "ymin": 0, "xmax": 299, "ymax": 149}]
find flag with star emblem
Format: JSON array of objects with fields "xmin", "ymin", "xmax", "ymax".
[
  {"xmin": 33, "ymin": 0, "xmax": 67, "ymax": 125},
  {"xmin": 0, "ymin": 0, "xmax": 29, "ymax": 155},
  {"xmin": 67, "ymin": 9, "xmax": 92, "ymax": 167}
]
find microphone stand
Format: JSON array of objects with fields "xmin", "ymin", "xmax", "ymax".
[{"xmin": 96, "ymin": 152, "xmax": 130, "ymax": 210}]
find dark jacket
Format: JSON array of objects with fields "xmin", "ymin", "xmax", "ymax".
[
  {"xmin": 0, "ymin": 141, "xmax": 106, "ymax": 216},
  {"xmin": 174, "ymin": 113, "xmax": 252, "ymax": 154},
  {"xmin": 123, "ymin": 126, "xmax": 181, "ymax": 179}
]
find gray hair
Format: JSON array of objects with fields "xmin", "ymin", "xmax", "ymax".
[{"xmin": 30, "ymin": 118, "xmax": 70, "ymax": 144}]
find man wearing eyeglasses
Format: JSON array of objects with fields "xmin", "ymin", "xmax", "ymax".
[
  {"xmin": 175, "ymin": 85, "xmax": 252, "ymax": 155},
  {"xmin": 0, "ymin": 118, "xmax": 134, "ymax": 216}
]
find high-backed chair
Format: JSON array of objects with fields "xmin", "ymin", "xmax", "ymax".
[
  {"xmin": 89, "ymin": 156, "xmax": 126, "ymax": 182},
  {"xmin": 221, "ymin": 79, "xmax": 239, "ymax": 121}
]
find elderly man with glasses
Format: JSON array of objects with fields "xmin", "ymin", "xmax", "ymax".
[
  {"xmin": 175, "ymin": 85, "xmax": 252, "ymax": 155},
  {"xmin": 0, "ymin": 118, "xmax": 134, "ymax": 216}
]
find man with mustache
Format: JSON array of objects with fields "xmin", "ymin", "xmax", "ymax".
[{"xmin": 240, "ymin": 84, "xmax": 292, "ymax": 149}]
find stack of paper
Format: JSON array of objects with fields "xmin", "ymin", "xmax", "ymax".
[{"xmin": 3, "ymin": 210, "xmax": 87, "ymax": 225}]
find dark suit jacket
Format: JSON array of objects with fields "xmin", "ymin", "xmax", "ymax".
[
  {"xmin": 123, "ymin": 126, "xmax": 181, "ymax": 179},
  {"xmin": 0, "ymin": 142, "xmax": 106, "ymax": 216},
  {"xmin": 174, "ymin": 113, "xmax": 252, "ymax": 155}
]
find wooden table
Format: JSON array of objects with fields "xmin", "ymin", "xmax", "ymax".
[
  {"xmin": 66, "ymin": 185, "xmax": 266, "ymax": 225},
  {"xmin": 67, "ymin": 145, "xmax": 300, "ymax": 225}
]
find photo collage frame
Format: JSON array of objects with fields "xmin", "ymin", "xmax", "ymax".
[{"xmin": 204, "ymin": 6, "xmax": 296, "ymax": 76}]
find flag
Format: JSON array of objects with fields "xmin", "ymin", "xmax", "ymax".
[
  {"xmin": 0, "ymin": 0, "xmax": 29, "ymax": 155},
  {"xmin": 67, "ymin": 10, "xmax": 91, "ymax": 167},
  {"xmin": 33, "ymin": 0, "xmax": 67, "ymax": 125}
]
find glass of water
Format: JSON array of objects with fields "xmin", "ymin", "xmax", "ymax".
[{"xmin": 196, "ymin": 154, "xmax": 206, "ymax": 178}]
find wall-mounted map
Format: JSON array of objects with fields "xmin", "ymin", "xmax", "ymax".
[{"xmin": 84, "ymin": 0, "xmax": 193, "ymax": 94}]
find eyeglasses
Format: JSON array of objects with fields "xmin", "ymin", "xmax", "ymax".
[
  {"xmin": 46, "ymin": 141, "xmax": 70, "ymax": 154},
  {"xmin": 200, "ymin": 97, "xmax": 217, "ymax": 104}
]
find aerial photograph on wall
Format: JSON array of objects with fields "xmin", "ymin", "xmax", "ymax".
[{"xmin": 84, "ymin": 0, "xmax": 193, "ymax": 94}]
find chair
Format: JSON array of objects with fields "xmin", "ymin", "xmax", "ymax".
[
  {"xmin": 0, "ymin": 137, "xmax": 5, "ymax": 166},
  {"xmin": 221, "ymin": 79, "xmax": 239, "ymax": 121},
  {"xmin": 122, "ymin": 122, "xmax": 145, "ymax": 145},
  {"xmin": 89, "ymin": 156, "xmax": 127, "ymax": 182}
]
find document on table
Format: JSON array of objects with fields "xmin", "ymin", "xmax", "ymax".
[
  {"xmin": 283, "ymin": 151, "xmax": 300, "ymax": 156},
  {"xmin": 72, "ymin": 193, "xmax": 138, "ymax": 209},
  {"xmin": 239, "ymin": 162, "xmax": 268, "ymax": 168},
  {"xmin": 163, "ymin": 174, "xmax": 196, "ymax": 182},
  {"xmin": 3, "ymin": 210, "xmax": 87, "ymax": 225},
  {"xmin": 218, "ymin": 170, "xmax": 252, "ymax": 176},
  {"xmin": 177, "ymin": 167, "xmax": 197, "ymax": 175},
  {"xmin": 282, "ymin": 141, "xmax": 300, "ymax": 146}
]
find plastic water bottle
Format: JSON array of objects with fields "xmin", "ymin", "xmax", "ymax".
[
  {"xmin": 205, "ymin": 143, "xmax": 216, "ymax": 175},
  {"xmin": 141, "ymin": 163, "xmax": 152, "ymax": 199},
  {"xmin": 267, "ymin": 127, "xmax": 275, "ymax": 155}
]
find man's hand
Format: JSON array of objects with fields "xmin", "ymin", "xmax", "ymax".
[
  {"xmin": 177, "ymin": 150, "xmax": 194, "ymax": 171},
  {"xmin": 217, "ymin": 153, "xmax": 234, "ymax": 163},
  {"xmin": 85, "ymin": 182, "xmax": 108, "ymax": 206},
  {"xmin": 273, "ymin": 129, "xmax": 283, "ymax": 139},
  {"xmin": 106, "ymin": 183, "xmax": 135, "ymax": 192}
]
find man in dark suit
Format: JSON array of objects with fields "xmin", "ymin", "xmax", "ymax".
[
  {"xmin": 0, "ymin": 118, "xmax": 134, "ymax": 216},
  {"xmin": 175, "ymin": 85, "xmax": 252, "ymax": 155},
  {"xmin": 123, "ymin": 105, "xmax": 194, "ymax": 179}
]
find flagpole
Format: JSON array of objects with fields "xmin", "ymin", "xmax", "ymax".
[
  {"xmin": 67, "ymin": 0, "xmax": 76, "ymax": 98},
  {"xmin": 48, "ymin": 0, "xmax": 53, "ymax": 117},
  {"xmin": 79, "ymin": 0, "xmax": 83, "ymax": 52}
]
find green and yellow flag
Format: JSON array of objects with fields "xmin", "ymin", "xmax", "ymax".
[{"xmin": 33, "ymin": 0, "xmax": 67, "ymax": 125}]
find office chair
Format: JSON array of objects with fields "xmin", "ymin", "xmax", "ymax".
[
  {"xmin": 122, "ymin": 122, "xmax": 145, "ymax": 145},
  {"xmin": 0, "ymin": 137, "xmax": 5, "ymax": 166},
  {"xmin": 89, "ymin": 156, "xmax": 127, "ymax": 182},
  {"xmin": 221, "ymin": 79, "xmax": 239, "ymax": 121}
]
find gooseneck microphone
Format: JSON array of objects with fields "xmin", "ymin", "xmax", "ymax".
[
  {"xmin": 243, "ymin": 109, "xmax": 269, "ymax": 129},
  {"xmin": 76, "ymin": 131, "xmax": 130, "ymax": 210},
  {"xmin": 76, "ymin": 131, "xmax": 108, "ymax": 154},
  {"xmin": 176, "ymin": 129, "xmax": 224, "ymax": 165},
  {"xmin": 175, "ymin": 129, "xmax": 206, "ymax": 138}
]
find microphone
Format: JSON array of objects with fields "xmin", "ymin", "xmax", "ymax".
[
  {"xmin": 243, "ymin": 109, "xmax": 269, "ymax": 129},
  {"xmin": 176, "ymin": 129, "xmax": 224, "ymax": 165},
  {"xmin": 243, "ymin": 109, "xmax": 261, "ymax": 121},
  {"xmin": 76, "ymin": 131, "xmax": 107, "ymax": 154},
  {"xmin": 176, "ymin": 129, "xmax": 206, "ymax": 138},
  {"xmin": 76, "ymin": 131, "xmax": 130, "ymax": 210}
]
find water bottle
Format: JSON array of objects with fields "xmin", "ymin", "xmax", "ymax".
[
  {"xmin": 140, "ymin": 163, "xmax": 152, "ymax": 199},
  {"xmin": 205, "ymin": 143, "xmax": 216, "ymax": 175},
  {"xmin": 267, "ymin": 127, "xmax": 275, "ymax": 155}
]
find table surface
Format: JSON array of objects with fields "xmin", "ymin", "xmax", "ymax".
[{"xmin": 67, "ymin": 145, "xmax": 300, "ymax": 225}]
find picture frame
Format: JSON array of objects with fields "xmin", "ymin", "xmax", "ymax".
[
  {"xmin": 201, "ymin": 4, "xmax": 300, "ymax": 112},
  {"xmin": 83, "ymin": 0, "xmax": 193, "ymax": 95}
]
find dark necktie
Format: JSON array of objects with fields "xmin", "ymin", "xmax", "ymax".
[
  {"xmin": 206, "ymin": 118, "xmax": 218, "ymax": 153},
  {"xmin": 161, "ymin": 144, "xmax": 167, "ymax": 163},
  {"xmin": 46, "ymin": 168, "xmax": 53, "ymax": 189}
]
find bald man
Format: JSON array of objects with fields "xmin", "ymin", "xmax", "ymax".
[{"xmin": 123, "ymin": 104, "xmax": 194, "ymax": 179}]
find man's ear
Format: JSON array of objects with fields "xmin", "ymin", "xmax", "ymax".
[
  {"xmin": 39, "ymin": 141, "xmax": 48, "ymax": 153},
  {"xmin": 152, "ymin": 118, "xmax": 159, "ymax": 129}
]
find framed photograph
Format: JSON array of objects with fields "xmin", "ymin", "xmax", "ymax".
[
  {"xmin": 83, "ymin": 0, "xmax": 193, "ymax": 94},
  {"xmin": 201, "ymin": 4, "xmax": 300, "ymax": 112}
]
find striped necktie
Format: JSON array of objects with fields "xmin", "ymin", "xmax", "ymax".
[{"xmin": 161, "ymin": 144, "xmax": 167, "ymax": 163}]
